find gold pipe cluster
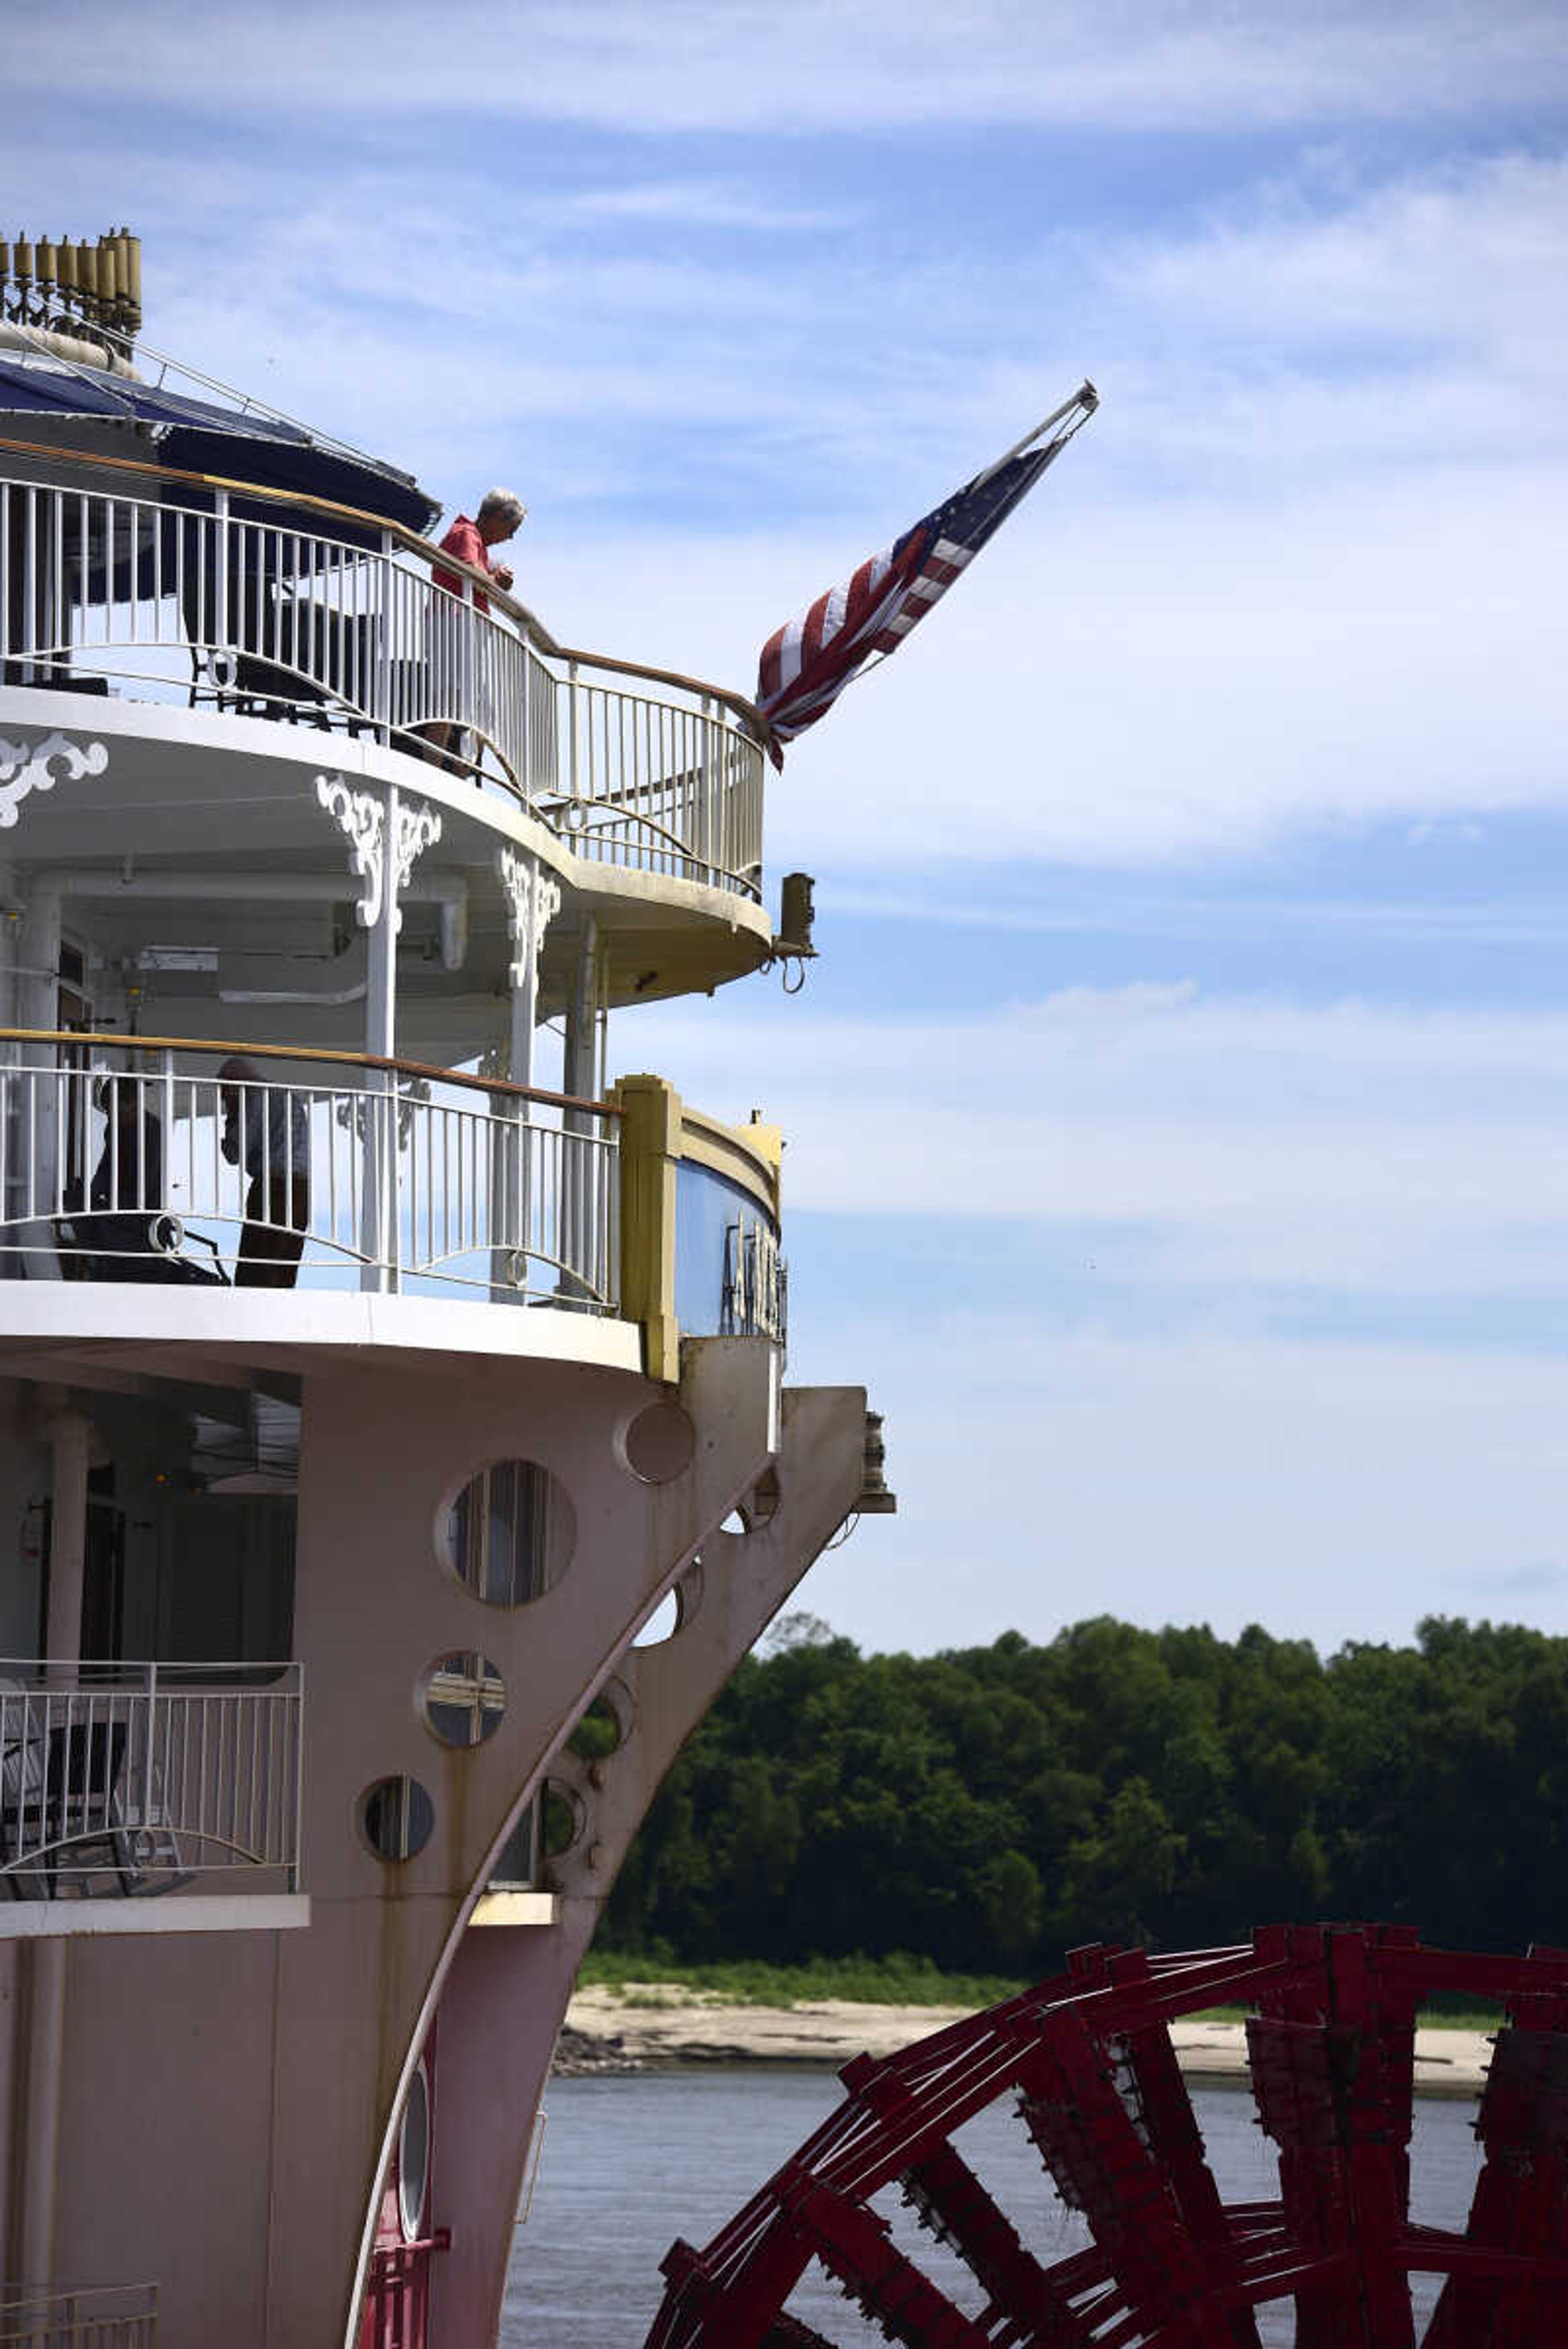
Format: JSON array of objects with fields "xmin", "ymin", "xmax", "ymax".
[{"xmin": 0, "ymin": 227, "xmax": 142, "ymax": 348}]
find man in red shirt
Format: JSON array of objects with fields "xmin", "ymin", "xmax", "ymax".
[
  {"xmin": 431, "ymin": 488, "xmax": 525, "ymax": 610},
  {"xmin": 425, "ymin": 488, "xmax": 525, "ymax": 768}
]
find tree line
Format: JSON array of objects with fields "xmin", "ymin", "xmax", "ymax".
[{"xmin": 598, "ymin": 1613, "xmax": 1568, "ymax": 1973}]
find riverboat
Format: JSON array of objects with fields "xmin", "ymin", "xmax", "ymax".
[{"xmin": 0, "ymin": 227, "xmax": 887, "ymax": 2349}]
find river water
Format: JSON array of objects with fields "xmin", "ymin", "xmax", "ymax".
[{"xmin": 502, "ymin": 2068, "xmax": 1484, "ymax": 2345}]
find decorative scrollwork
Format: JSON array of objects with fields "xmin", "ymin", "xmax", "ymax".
[
  {"xmin": 192, "ymin": 647, "xmax": 238, "ymax": 694},
  {"xmin": 495, "ymin": 844, "xmax": 562, "ymax": 990},
  {"xmin": 315, "ymin": 775, "xmax": 441, "ymax": 931},
  {"xmin": 0, "ymin": 733, "xmax": 107, "ymax": 829},
  {"xmin": 394, "ymin": 798, "xmax": 443, "ymax": 905},
  {"xmin": 333, "ymin": 1074, "xmax": 431, "ymax": 1146}
]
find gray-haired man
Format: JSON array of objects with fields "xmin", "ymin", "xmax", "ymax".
[
  {"xmin": 431, "ymin": 489, "xmax": 525, "ymax": 610},
  {"xmin": 426, "ymin": 488, "xmax": 526, "ymax": 769}
]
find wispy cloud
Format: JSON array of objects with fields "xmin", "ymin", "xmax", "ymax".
[
  {"xmin": 617, "ymin": 986, "xmax": 1568, "ymax": 1302},
  {"xmin": 1462, "ymin": 1558, "xmax": 1568, "ymax": 1597},
  {"xmin": 829, "ymin": 885, "xmax": 1568, "ymax": 950},
  {"xmin": 10, "ymin": 2, "xmax": 1568, "ymax": 133},
  {"xmin": 559, "ymin": 180, "xmax": 848, "ymax": 232}
]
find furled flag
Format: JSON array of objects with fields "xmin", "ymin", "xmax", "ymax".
[{"xmin": 755, "ymin": 383, "xmax": 1098, "ymax": 764}]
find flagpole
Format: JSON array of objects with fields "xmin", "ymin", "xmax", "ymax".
[{"xmin": 968, "ymin": 381, "xmax": 1098, "ymax": 491}]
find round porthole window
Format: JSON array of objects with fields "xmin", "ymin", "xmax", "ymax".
[
  {"xmin": 420, "ymin": 1652, "xmax": 506, "ymax": 1749},
  {"xmin": 541, "ymin": 1779, "xmax": 586, "ymax": 1859},
  {"xmin": 398, "ymin": 2060, "xmax": 430, "ymax": 2243},
  {"xmin": 619, "ymin": 1400, "xmax": 696, "ymax": 1485},
  {"xmin": 633, "ymin": 1561, "xmax": 703, "ymax": 1650},
  {"xmin": 443, "ymin": 1459, "xmax": 575, "ymax": 1607},
  {"xmin": 568, "ymin": 1678, "xmax": 632, "ymax": 1760},
  {"xmin": 360, "ymin": 1775, "xmax": 435, "ymax": 1863}
]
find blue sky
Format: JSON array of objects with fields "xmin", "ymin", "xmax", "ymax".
[{"xmin": 9, "ymin": 0, "xmax": 1568, "ymax": 1654}]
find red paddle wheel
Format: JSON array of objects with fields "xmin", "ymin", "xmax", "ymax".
[{"xmin": 646, "ymin": 1925, "xmax": 1568, "ymax": 2348}]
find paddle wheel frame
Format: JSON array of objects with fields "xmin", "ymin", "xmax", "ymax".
[{"xmin": 647, "ymin": 1924, "xmax": 1568, "ymax": 2348}]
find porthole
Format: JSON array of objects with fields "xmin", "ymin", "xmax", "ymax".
[
  {"xmin": 421, "ymin": 1651, "xmax": 506, "ymax": 1749},
  {"xmin": 568, "ymin": 1677, "xmax": 632, "ymax": 1759},
  {"xmin": 633, "ymin": 1591, "xmax": 679, "ymax": 1649},
  {"xmin": 361, "ymin": 1775, "xmax": 434, "ymax": 1863},
  {"xmin": 619, "ymin": 1400, "xmax": 696, "ymax": 1485},
  {"xmin": 398, "ymin": 2060, "xmax": 430, "ymax": 2243},
  {"xmin": 632, "ymin": 1563, "xmax": 702, "ymax": 1650},
  {"xmin": 443, "ymin": 1458, "xmax": 575, "ymax": 1607},
  {"xmin": 541, "ymin": 1778, "xmax": 585, "ymax": 1859}
]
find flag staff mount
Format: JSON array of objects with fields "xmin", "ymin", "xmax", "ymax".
[{"xmin": 969, "ymin": 379, "xmax": 1098, "ymax": 490}]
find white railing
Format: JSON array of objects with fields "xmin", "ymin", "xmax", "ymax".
[
  {"xmin": 548, "ymin": 672, "xmax": 764, "ymax": 895},
  {"xmin": 0, "ymin": 465, "xmax": 765, "ymax": 897},
  {"xmin": 0, "ymin": 2286, "xmax": 156, "ymax": 2347},
  {"xmin": 0, "ymin": 1048, "xmax": 620, "ymax": 1309},
  {"xmin": 0, "ymin": 1663, "xmax": 301, "ymax": 1897}
]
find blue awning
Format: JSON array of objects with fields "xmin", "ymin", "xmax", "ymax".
[{"xmin": 0, "ymin": 356, "xmax": 438, "ymax": 534}]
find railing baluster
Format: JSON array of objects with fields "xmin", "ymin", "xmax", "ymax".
[
  {"xmin": 76, "ymin": 488, "xmax": 89, "ymax": 660},
  {"xmin": 20, "ymin": 483, "xmax": 38, "ymax": 675}
]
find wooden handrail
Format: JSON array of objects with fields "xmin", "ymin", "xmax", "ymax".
[
  {"xmin": 0, "ymin": 1028, "xmax": 621, "ymax": 1118},
  {"xmin": 0, "ymin": 432, "xmax": 768, "ymax": 735}
]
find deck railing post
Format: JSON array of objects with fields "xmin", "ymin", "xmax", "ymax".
[
  {"xmin": 518, "ymin": 619, "xmax": 531, "ymax": 800},
  {"xmin": 699, "ymin": 694, "xmax": 716, "ymax": 884},
  {"xmin": 213, "ymin": 489, "xmax": 229, "ymax": 662},
  {"xmin": 156, "ymin": 1050, "xmax": 174, "ymax": 1221},
  {"xmin": 142, "ymin": 1657, "xmax": 159, "ymax": 1863},
  {"xmin": 290, "ymin": 1663, "xmax": 303, "ymax": 1894},
  {"xmin": 377, "ymin": 530, "xmax": 394, "ymax": 747}
]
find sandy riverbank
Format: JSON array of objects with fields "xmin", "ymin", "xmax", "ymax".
[{"xmin": 561, "ymin": 1984, "xmax": 1492, "ymax": 2096}]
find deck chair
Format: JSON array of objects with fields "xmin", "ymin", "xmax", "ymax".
[
  {"xmin": 0, "ymin": 1679, "xmax": 52, "ymax": 1899},
  {"xmin": 0, "ymin": 1702, "xmax": 133, "ymax": 1897}
]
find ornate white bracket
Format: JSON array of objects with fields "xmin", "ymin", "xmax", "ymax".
[
  {"xmin": 0, "ymin": 733, "xmax": 108, "ymax": 829},
  {"xmin": 495, "ymin": 845, "xmax": 562, "ymax": 990},
  {"xmin": 316, "ymin": 775, "xmax": 442, "ymax": 931}
]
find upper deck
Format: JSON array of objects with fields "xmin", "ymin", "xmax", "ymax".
[
  {"xmin": 0, "ymin": 313, "xmax": 796, "ymax": 1371},
  {"xmin": 0, "ymin": 336, "xmax": 780, "ymax": 1024}
]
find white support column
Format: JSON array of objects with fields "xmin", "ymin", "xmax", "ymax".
[
  {"xmin": 16, "ymin": 1392, "xmax": 92, "ymax": 2291},
  {"xmin": 314, "ymin": 775, "xmax": 441, "ymax": 1295},
  {"xmin": 364, "ymin": 787, "xmax": 399, "ymax": 1064},
  {"xmin": 44, "ymin": 1400, "xmax": 89, "ymax": 1667},
  {"xmin": 492, "ymin": 848, "xmax": 561, "ymax": 1300},
  {"xmin": 563, "ymin": 913, "xmax": 599, "ymax": 1106},
  {"xmin": 560, "ymin": 916, "xmax": 601, "ymax": 1301},
  {"xmin": 362, "ymin": 784, "xmax": 402, "ymax": 1293},
  {"xmin": 495, "ymin": 847, "xmax": 561, "ymax": 1092},
  {"xmin": 14, "ymin": 878, "xmax": 62, "ymax": 1276}
]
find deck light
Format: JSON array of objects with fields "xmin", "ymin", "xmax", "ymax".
[{"xmin": 775, "ymin": 871, "xmax": 817, "ymax": 960}]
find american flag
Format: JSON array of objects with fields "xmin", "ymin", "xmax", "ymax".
[{"xmin": 755, "ymin": 383, "xmax": 1097, "ymax": 763}]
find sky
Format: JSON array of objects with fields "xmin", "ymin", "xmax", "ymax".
[{"xmin": 8, "ymin": 0, "xmax": 1568, "ymax": 1658}]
